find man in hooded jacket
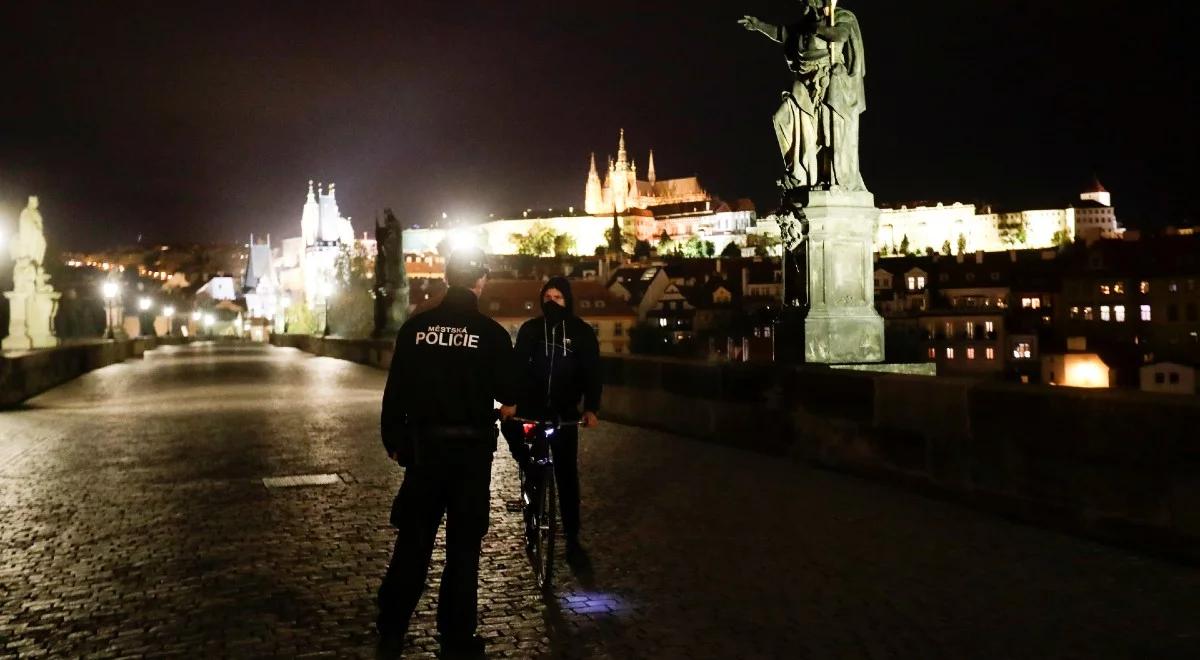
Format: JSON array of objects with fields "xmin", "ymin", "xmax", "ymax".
[{"xmin": 503, "ymin": 276, "xmax": 601, "ymax": 555}]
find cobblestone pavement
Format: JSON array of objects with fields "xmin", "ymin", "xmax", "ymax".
[{"xmin": 2, "ymin": 343, "xmax": 1199, "ymax": 659}]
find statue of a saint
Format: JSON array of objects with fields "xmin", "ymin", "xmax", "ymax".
[
  {"xmin": 11, "ymin": 196, "xmax": 47, "ymax": 266},
  {"xmin": 739, "ymin": 1, "xmax": 866, "ymax": 192}
]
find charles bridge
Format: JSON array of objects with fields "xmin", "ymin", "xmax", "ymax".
[{"xmin": 2, "ymin": 339, "xmax": 1199, "ymax": 658}]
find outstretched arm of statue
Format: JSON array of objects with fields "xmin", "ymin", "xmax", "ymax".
[
  {"xmin": 813, "ymin": 23, "xmax": 851, "ymax": 44},
  {"xmin": 737, "ymin": 16, "xmax": 783, "ymax": 42}
]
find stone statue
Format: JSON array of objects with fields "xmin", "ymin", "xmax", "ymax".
[
  {"xmin": 739, "ymin": 0, "xmax": 866, "ymax": 192},
  {"xmin": 8, "ymin": 196, "xmax": 52, "ymax": 294},
  {"xmin": 739, "ymin": 3, "xmax": 883, "ymax": 364},
  {"xmin": 4, "ymin": 196, "xmax": 61, "ymax": 351},
  {"xmin": 373, "ymin": 208, "xmax": 410, "ymax": 338}
]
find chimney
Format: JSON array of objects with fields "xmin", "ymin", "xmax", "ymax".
[
  {"xmin": 975, "ymin": 250, "xmax": 984, "ymax": 264},
  {"xmin": 955, "ymin": 253, "xmax": 964, "ymax": 264},
  {"xmin": 1009, "ymin": 249, "xmax": 1017, "ymax": 262}
]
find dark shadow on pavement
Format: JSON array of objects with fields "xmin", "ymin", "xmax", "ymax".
[{"xmin": 566, "ymin": 547, "xmax": 596, "ymax": 590}]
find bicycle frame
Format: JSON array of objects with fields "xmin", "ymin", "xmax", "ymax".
[{"xmin": 511, "ymin": 418, "xmax": 578, "ymax": 592}]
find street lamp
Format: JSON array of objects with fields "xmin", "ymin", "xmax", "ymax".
[
  {"xmin": 162, "ymin": 305, "xmax": 175, "ymax": 337},
  {"xmin": 138, "ymin": 297, "xmax": 152, "ymax": 312},
  {"xmin": 102, "ymin": 281, "xmax": 120, "ymax": 339}
]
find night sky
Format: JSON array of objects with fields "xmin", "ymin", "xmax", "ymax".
[{"xmin": 1, "ymin": 1, "xmax": 1196, "ymax": 250}]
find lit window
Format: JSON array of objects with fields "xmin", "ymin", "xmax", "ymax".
[
  {"xmin": 1169, "ymin": 282, "xmax": 1179, "ymax": 293},
  {"xmin": 928, "ymin": 347, "xmax": 936, "ymax": 360},
  {"xmin": 1113, "ymin": 282, "xmax": 1125, "ymax": 294},
  {"xmin": 1100, "ymin": 305, "xmax": 1111, "ymax": 322},
  {"xmin": 658, "ymin": 318, "xmax": 668, "ymax": 327},
  {"xmin": 965, "ymin": 321, "xmax": 975, "ymax": 337},
  {"xmin": 917, "ymin": 276, "xmax": 926, "ymax": 289},
  {"xmin": 1070, "ymin": 306, "xmax": 1080, "ymax": 319},
  {"xmin": 1013, "ymin": 342, "xmax": 1032, "ymax": 359},
  {"xmin": 986, "ymin": 347, "xmax": 995, "ymax": 360},
  {"xmin": 946, "ymin": 347, "xmax": 955, "ymax": 359},
  {"xmin": 580, "ymin": 300, "xmax": 591, "ymax": 309},
  {"xmin": 1114, "ymin": 305, "xmax": 1125, "ymax": 322},
  {"xmin": 1099, "ymin": 284, "xmax": 1111, "ymax": 295},
  {"xmin": 1083, "ymin": 306, "xmax": 1094, "ymax": 321},
  {"xmin": 944, "ymin": 321, "xmax": 954, "ymax": 337},
  {"xmin": 967, "ymin": 347, "xmax": 976, "ymax": 360},
  {"xmin": 985, "ymin": 321, "xmax": 995, "ymax": 334}
]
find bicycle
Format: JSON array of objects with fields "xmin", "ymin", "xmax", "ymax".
[{"xmin": 504, "ymin": 415, "xmax": 580, "ymax": 592}]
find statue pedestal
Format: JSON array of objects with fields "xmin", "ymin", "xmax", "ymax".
[
  {"xmin": 3, "ymin": 290, "xmax": 62, "ymax": 351},
  {"xmin": 801, "ymin": 190, "xmax": 884, "ymax": 363}
]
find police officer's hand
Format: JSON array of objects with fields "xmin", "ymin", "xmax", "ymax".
[
  {"xmin": 498, "ymin": 404, "xmax": 517, "ymax": 420},
  {"xmin": 581, "ymin": 411, "xmax": 599, "ymax": 428}
]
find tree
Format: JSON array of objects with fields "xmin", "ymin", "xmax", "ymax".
[
  {"xmin": 720, "ymin": 242, "xmax": 742, "ymax": 259},
  {"xmin": 1052, "ymin": 229, "xmax": 1070, "ymax": 247},
  {"xmin": 326, "ymin": 244, "xmax": 375, "ymax": 338},
  {"xmin": 510, "ymin": 222, "xmax": 557, "ymax": 256},
  {"xmin": 940, "ymin": 240, "xmax": 952, "ymax": 256},
  {"xmin": 956, "ymin": 233, "xmax": 967, "ymax": 256},
  {"xmin": 633, "ymin": 239, "xmax": 652, "ymax": 260},
  {"xmin": 603, "ymin": 223, "xmax": 637, "ymax": 253},
  {"xmin": 553, "ymin": 233, "xmax": 576, "ymax": 257},
  {"xmin": 899, "ymin": 234, "xmax": 910, "ymax": 255},
  {"xmin": 747, "ymin": 233, "xmax": 781, "ymax": 257}
]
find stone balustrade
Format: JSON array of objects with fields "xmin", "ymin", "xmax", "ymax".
[{"xmin": 272, "ymin": 333, "xmax": 1200, "ymax": 562}]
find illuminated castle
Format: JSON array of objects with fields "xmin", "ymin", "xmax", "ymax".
[{"xmin": 584, "ymin": 129, "xmax": 710, "ymax": 215}]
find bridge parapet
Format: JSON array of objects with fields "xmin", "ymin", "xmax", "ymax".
[
  {"xmin": 0, "ymin": 337, "xmax": 169, "ymax": 407},
  {"xmin": 271, "ymin": 334, "xmax": 1200, "ymax": 561}
]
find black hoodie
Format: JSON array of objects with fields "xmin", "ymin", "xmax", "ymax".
[{"xmin": 512, "ymin": 277, "xmax": 602, "ymax": 419}]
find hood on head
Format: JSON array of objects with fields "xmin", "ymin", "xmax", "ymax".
[{"xmin": 540, "ymin": 276, "xmax": 574, "ymax": 315}]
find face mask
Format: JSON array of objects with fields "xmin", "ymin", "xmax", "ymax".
[{"xmin": 541, "ymin": 299, "xmax": 567, "ymax": 322}]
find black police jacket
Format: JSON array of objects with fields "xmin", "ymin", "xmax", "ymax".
[{"xmin": 380, "ymin": 287, "xmax": 517, "ymax": 459}]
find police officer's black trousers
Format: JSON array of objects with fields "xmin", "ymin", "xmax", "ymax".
[{"xmin": 378, "ymin": 454, "xmax": 492, "ymax": 638}]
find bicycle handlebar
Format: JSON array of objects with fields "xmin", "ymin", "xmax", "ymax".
[{"xmin": 509, "ymin": 416, "xmax": 582, "ymax": 427}]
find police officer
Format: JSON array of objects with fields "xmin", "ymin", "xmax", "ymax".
[{"xmin": 377, "ymin": 247, "xmax": 515, "ymax": 657}]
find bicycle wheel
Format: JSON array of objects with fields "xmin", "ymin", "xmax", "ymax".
[{"xmin": 536, "ymin": 466, "xmax": 557, "ymax": 591}]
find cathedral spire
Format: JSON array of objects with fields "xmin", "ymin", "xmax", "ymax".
[
  {"xmin": 588, "ymin": 152, "xmax": 598, "ymax": 177},
  {"xmin": 616, "ymin": 128, "xmax": 627, "ymax": 166},
  {"xmin": 647, "ymin": 150, "xmax": 656, "ymax": 186},
  {"xmin": 307, "ymin": 180, "xmax": 315, "ymax": 202}
]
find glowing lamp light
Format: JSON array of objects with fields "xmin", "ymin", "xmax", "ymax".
[
  {"xmin": 448, "ymin": 228, "xmax": 478, "ymax": 253},
  {"xmin": 138, "ymin": 297, "xmax": 152, "ymax": 312},
  {"xmin": 102, "ymin": 281, "xmax": 120, "ymax": 299},
  {"xmin": 162, "ymin": 305, "xmax": 175, "ymax": 318},
  {"xmin": 191, "ymin": 310, "xmax": 202, "ymax": 321},
  {"xmin": 203, "ymin": 314, "xmax": 215, "ymax": 328},
  {"xmin": 1063, "ymin": 354, "xmax": 1110, "ymax": 388}
]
